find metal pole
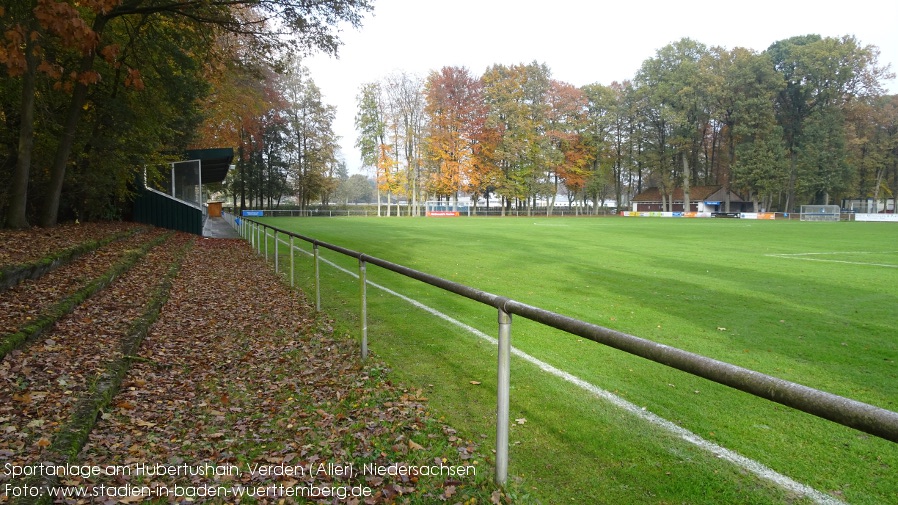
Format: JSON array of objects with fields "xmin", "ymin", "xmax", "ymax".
[
  {"xmin": 274, "ymin": 230, "xmax": 279, "ymax": 273},
  {"xmin": 496, "ymin": 306, "xmax": 512, "ymax": 486},
  {"xmin": 290, "ymin": 236, "xmax": 295, "ymax": 288},
  {"xmin": 198, "ymin": 160, "xmax": 203, "ymax": 212},
  {"xmin": 314, "ymin": 243, "xmax": 321, "ymax": 311},
  {"xmin": 359, "ymin": 257, "xmax": 368, "ymax": 360},
  {"xmin": 264, "ymin": 228, "xmax": 269, "ymax": 260}
]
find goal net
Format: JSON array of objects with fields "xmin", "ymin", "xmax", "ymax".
[{"xmin": 800, "ymin": 205, "xmax": 841, "ymax": 222}]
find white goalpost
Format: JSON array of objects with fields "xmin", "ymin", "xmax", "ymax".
[{"xmin": 800, "ymin": 205, "xmax": 841, "ymax": 222}]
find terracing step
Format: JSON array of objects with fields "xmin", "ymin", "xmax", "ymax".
[
  {"xmin": 0, "ymin": 227, "xmax": 172, "ymax": 359},
  {"xmin": 0, "ymin": 222, "xmax": 142, "ymax": 293},
  {"xmin": 0, "ymin": 231, "xmax": 194, "ymax": 502}
]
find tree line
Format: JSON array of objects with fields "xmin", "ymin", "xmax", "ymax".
[
  {"xmin": 0, "ymin": 0, "xmax": 371, "ymax": 229},
  {"xmin": 3, "ymin": 4, "xmax": 895, "ymax": 228},
  {"xmin": 356, "ymin": 36, "xmax": 896, "ymax": 216}
]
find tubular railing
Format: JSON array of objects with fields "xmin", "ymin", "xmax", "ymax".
[{"xmin": 231, "ymin": 215, "xmax": 898, "ymax": 486}]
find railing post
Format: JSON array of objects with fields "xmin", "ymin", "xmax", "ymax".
[
  {"xmin": 314, "ymin": 243, "xmax": 321, "ymax": 311},
  {"xmin": 290, "ymin": 236, "xmax": 295, "ymax": 288},
  {"xmin": 264, "ymin": 228, "xmax": 269, "ymax": 260},
  {"xmin": 496, "ymin": 306, "xmax": 512, "ymax": 486},
  {"xmin": 274, "ymin": 230, "xmax": 279, "ymax": 274},
  {"xmin": 359, "ymin": 257, "xmax": 368, "ymax": 360}
]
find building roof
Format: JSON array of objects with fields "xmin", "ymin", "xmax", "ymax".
[
  {"xmin": 175, "ymin": 148, "xmax": 234, "ymax": 185},
  {"xmin": 632, "ymin": 185, "xmax": 744, "ymax": 203}
]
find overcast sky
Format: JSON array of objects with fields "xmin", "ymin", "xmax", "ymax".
[{"xmin": 303, "ymin": 0, "xmax": 898, "ymax": 175}]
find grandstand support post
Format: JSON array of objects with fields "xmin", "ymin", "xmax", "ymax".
[
  {"xmin": 359, "ymin": 257, "xmax": 368, "ymax": 359},
  {"xmin": 290, "ymin": 236, "xmax": 295, "ymax": 288},
  {"xmin": 496, "ymin": 306, "xmax": 511, "ymax": 486},
  {"xmin": 274, "ymin": 230, "xmax": 279, "ymax": 274}
]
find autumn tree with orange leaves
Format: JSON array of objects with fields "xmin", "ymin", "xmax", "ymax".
[
  {"xmin": 423, "ymin": 66, "xmax": 487, "ymax": 210},
  {"xmin": 544, "ymin": 80, "xmax": 593, "ymax": 214},
  {"xmin": 1, "ymin": 0, "xmax": 372, "ymax": 228},
  {"xmin": 355, "ymin": 81, "xmax": 396, "ymax": 216}
]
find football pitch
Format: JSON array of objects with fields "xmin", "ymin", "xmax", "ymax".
[{"xmin": 256, "ymin": 216, "xmax": 898, "ymax": 504}]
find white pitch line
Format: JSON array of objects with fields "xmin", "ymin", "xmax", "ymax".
[
  {"xmin": 285, "ymin": 242, "xmax": 845, "ymax": 505},
  {"xmin": 766, "ymin": 251, "xmax": 898, "ymax": 268}
]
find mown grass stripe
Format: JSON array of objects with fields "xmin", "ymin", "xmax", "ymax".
[{"xmin": 286, "ymin": 240, "xmax": 846, "ymax": 505}]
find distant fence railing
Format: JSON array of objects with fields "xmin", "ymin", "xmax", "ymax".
[
  {"xmin": 226, "ymin": 213, "xmax": 898, "ymax": 486},
  {"xmin": 230, "ymin": 207, "xmax": 619, "ymax": 218},
  {"xmin": 231, "ymin": 208, "xmax": 898, "ymax": 221}
]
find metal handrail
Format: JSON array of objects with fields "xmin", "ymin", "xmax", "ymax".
[{"xmin": 235, "ymin": 216, "xmax": 898, "ymax": 486}]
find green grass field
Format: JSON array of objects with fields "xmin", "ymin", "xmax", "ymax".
[{"xmin": 255, "ymin": 216, "xmax": 898, "ymax": 504}]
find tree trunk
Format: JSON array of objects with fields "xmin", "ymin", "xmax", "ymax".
[
  {"xmin": 376, "ymin": 185, "xmax": 382, "ymax": 216},
  {"xmin": 8, "ymin": 38, "xmax": 37, "ymax": 229},
  {"xmin": 41, "ymin": 79, "xmax": 90, "ymax": 226},
  {"xmin": 872, "ymin": 166, "xmax": 885, "ymax": 212},
  {"xmin": 40, "ymin": 16, "xmax": 108, "ymax": 227},
  {"xmin": 784, "ymin": 149, "xmax": 797, "ymax": 213}
]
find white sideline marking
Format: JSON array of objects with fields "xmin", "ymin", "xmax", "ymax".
[
  {"xmin": 766, "ymin": 251, "xmax": 898, "ymax": 268},
  {"xmin": 282, "ymin": 240, "xmax": 845, "ymax": 505}
]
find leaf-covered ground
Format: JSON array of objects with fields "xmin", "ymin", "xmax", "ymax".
[
  {"xmin": 0, "ymin": 225, "xmax": 162, "ymax": 336},
  {"xmin": 0, "ymin": 223, "xmax": 141, "ymax": 268},
  {"xmin": 0, "ymin": 225, "xmax": 507, "ymax": 504}
]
